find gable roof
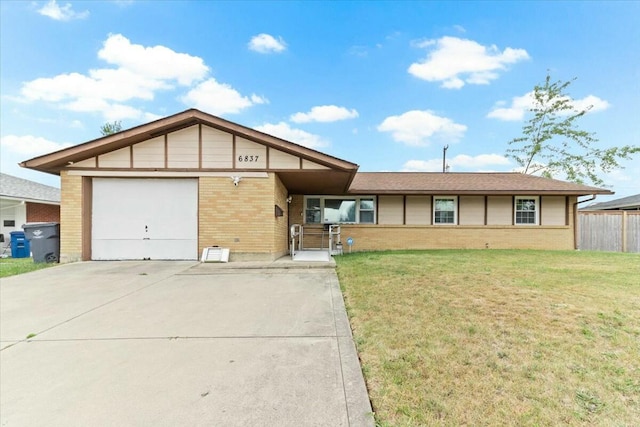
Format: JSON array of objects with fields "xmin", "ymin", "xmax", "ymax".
[
  {"xmin": 582, "ymin": 193, "xmax": 640, "ymax": 210},
  {"xmin": 0, "ymin": 173, "xmax": 60, "ymax": 204},
  {"xmin": 19, "ymin": 109, "xmax": 360, "ymax": 194},
  {"xmin": 349, "ymin": 172, "xmax": 613, "ymax": 196},
  {"xmin": 20, "ymin": 108, "xmax": 358, "ymax": 174}
]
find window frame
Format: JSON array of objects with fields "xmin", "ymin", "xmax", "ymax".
[
  {"xmin": 433, "ymin": 196, "xmax": 458, "ymax": 225},
  {"xmin": 514, "ymin": 196, "xmax": 539, "ymax": 225},
  {"xmin": 303, "ymin": 196, "xmax": 377, "ymax": 224}
]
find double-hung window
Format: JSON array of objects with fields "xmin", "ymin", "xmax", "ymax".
[
  {"xmin": 359, "ymin": 199, "xmax": 375, "ymax": 223},
  {"xmin": 305, "ymin": 198, "xmax": 321, "ymax": 224},
  {"xmin": 304, "ymin": 196, "xmax": 376, "ymax": 224},
  {"xmin": 515, "ymin": 196, "xmax": 538, "ymax": 225},
  {"xmin": 433, "ymin": 196, "xmax": 457, "ymax": 224}
]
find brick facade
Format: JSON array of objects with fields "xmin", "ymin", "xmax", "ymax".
[
  {"xmin": 289, "ymin": 195, "xmax": 578, "ymax": 252},
  {"xmin": 328, "ymin": 224, "xmax": 574, "ymax": 251},
  {"xmin": 59, "ymin": 173, "xmax": 580, "ymax": 263},
  {"xmin": 199, "ymin": 174, "xmax": 288, "ymax": 261},
  {"xmin": 60, "ymin": 171, "xmax": 83, "ymax": 262},
  {"xmin": 26, "ymin": 202, "xmax": 60, "ymax": 223}
]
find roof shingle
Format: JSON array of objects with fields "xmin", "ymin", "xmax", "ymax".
[
  {"xmin": 348, "ymin": 172, "xmax": 612, "ymax": 195},
  {"xmin": 0, "ymin": 173, "xmax": 60, "ymax": 203},
  {"xmin": 582, "ymin": 193, "xmax": 640, "ymax": 210}
]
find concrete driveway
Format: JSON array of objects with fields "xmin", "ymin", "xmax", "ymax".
[{"xmin": 0, "ymin": 261, "xmax": 372, "ymax": 426}]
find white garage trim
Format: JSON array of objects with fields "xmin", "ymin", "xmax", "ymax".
[{"xmin": 92, "ymin": 178, "xmax": 198, "ymax": 260}]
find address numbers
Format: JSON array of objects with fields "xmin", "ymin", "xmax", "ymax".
[{"xmin": 238, "ymin": 155, "xmax": 259, "ymax": 162}]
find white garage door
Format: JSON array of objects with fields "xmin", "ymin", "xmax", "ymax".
[{"xmin": 92, "ymin": 178, "xmax": 198, "ymax": 260}]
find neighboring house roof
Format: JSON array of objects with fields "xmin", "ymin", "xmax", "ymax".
[
  {"xmin": 0, "ymin": 173, "xmax": 60, "ymax": 204},
  {"xmin": 349, "ymin": 172, "xmax": 613, "ymax": 195},
  {"xmin": 582, "ymin": 193, "xmax": 640, "ymax": 210}
]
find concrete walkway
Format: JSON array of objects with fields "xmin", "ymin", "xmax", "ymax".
[{"xmin": 0, "ymin": 260, "xmax": 373, "ymax": 426}]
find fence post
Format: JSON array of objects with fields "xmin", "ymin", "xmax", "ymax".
[{"xmin": 622, "ymin": 211, "xmax": 627, "ymax": 253}]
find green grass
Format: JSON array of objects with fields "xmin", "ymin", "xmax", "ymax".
[
  {"xmin": 0, "ymin": 257, "xmax": 57, "ymax": 278},
  {"xmin": 336, "ymin": 250, "xmax": 640, "ymax": 426}
]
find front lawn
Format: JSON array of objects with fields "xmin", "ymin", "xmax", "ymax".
[
  {"xmin": 336, "ymin": 250, "xmax": 640, "ymax": 426},
  {"xmin": 0, "ymin": 257, "xmax": 57, "ymax": 278}
]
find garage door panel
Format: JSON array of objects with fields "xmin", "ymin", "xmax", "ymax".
[
  {"xmin": 147, "ymin": 239, "xmax": 198, "ymax": 260},
  {"xmin": 92, "ymin": 179, "xmax": 198, "ymax": 260},
  {"xmin": 91, "ymin": 240, "xmax": 148, "ymax": 261}
]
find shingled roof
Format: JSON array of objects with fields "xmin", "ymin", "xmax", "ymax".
[
  {"xmin": 348, "ymin": 172, "xmax": 612, "ymax": 196},
  {"xmin": 582, "ymin": 193, "xmax": 640, "ymax": 210},
  {"xmin": 0, "ymin": 173, "xmax": 60, "ymax": 204}
]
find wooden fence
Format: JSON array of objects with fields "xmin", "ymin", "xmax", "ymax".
[{"xmin": 578, "ymin": 211, "xmax": 640, "ymax": 253}]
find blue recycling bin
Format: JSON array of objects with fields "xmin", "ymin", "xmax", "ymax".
[{"xmin": 9, "ymin": 231, "xmax": 30, "ymax": 258}]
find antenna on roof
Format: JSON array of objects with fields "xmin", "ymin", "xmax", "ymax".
[{"xmin": 442, "ymin": 145, "xmax": 449, "ymax": 173}]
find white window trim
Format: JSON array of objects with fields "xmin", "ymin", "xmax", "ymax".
[
  {"xmin": 304, "ymin": 196, "xmax": 377, "ymax": 224},
  {"xmin": 433, "ymin": 196, "xmax": 458, "ymax": 225},
  {"xmin": 514, "ymin": 196, "xmax": 539, "ymax": 225}
]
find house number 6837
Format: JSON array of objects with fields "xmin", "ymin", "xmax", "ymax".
[{"xmin": 238, "ymin": 155, "xmax": 259, "ymax": 162}]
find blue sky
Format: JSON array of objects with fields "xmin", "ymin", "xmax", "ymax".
[{"xmin": 1, "ymin": 1, "xmax": 638, "ymax": 201}]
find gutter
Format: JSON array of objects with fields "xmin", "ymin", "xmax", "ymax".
[{"xmin": 573, "ymin": 195, "xmax": 598, "ymax": 250}]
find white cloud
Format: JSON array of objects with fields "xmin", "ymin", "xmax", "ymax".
[
  {"xmin": 290, "ymin": 105, "xmax": 359, "ymax": 123},
  {"xmin": 18, "ymin": 34, "xmax": 269, "ymax": 120},
  {"xmin": 19, "ymin": 34, "xmax": 214, "ymax": 121},
  {"xmin": 402, "ymin": 154, "xmax": 510, "ymax": 172},
  {"xmin": 348, "ymin": 46, "xmax": 369, "ymax": 57},
  {"xmin": 254, "ymin": 122, "xmax": 327, "ymax": 149},
  {"xmin": 377, "ymin": 110, "xmax": 467, "ymax": 146},
  {"xmin": 22, "ymin": 69, "xmax": 164, "ymax": 104},
  {"xmin": 55, "ymin": 94, "xmax": 154, "ymax": 122},
  {"xmin": 181, "ymin": 78, "xmax": 267, "ymax": 115},
  {"xmin": 487, "ymin": 91, "xmax": 611, "ymax": 121},
  {"xmin": 408, "ymin": 36, "xmax": 529, "ymax": 89},
  {"xmin": 572, "ymin": 95, "xmax": 610, "ymax": 113},
  {"xmin": 38, "ymin": 0, "xmax": 89, "ymax": 21},
  {"xmin": 248, "ymin": 34, "xmax": 287, "ymax": 54},
  {"xmin": 1, "ymin": 135, "xmax": 72, "ymax": 156},
  {"xmin": 98, "ymin": 34, "xmax": 208, "ymax": 86}
]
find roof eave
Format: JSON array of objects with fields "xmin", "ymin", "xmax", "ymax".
[
  {"xmin": 0, "ymin": 195, "xmax": 60, "ymax": 205},
  {"xmin": 347, "ymin": 189, "xmax": 614, "ymax": 196}
]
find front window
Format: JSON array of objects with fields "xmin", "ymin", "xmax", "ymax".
[
  {"xmin": 515, "ymin": 197, "xmax": 538, "ymax": 225},
  {"xmin": 304, "ymin": 196, "xmax": 376, "ymax": 224},
  {"xmin": 433, "ymin": 196, "xmax": 457, "ymax": 224},
  {"xmin": 359, "ymin": 199, "xmax": 375, "ymax": 223},
  {"xmin": 305, "ymin": 198, "xmax": 321, "ymax": 223},
  {"xmin": 324, "ymin": 199, "xmax": 356, "ymax": 223}
]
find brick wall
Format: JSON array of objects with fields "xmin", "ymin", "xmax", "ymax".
[
  {"xmin": 26, "ymin": 203, "xmax": 60, "ymax": 223},
  {"xmin": 336, "ymin": 225, "xmax": 575, "ymax": 251},
  {"xmin": 198, "ymin": 174, "xmax": 281, "ymax": 261},
  {"xmin": 288, "ymin": 194, "xmax": 578, "ymax": 251},
  {"xmin": 60, "ymin": 171, "xmax": 83, "ymax": 262}
]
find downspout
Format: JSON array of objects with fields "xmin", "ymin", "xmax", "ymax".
[{"xmin": 573, "ymin": 195, "xmax": 597, "ymax": 250}]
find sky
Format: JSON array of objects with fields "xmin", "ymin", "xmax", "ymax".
[{"xmin": 1, "ymin": 0, "xmax": 639, "ymax": 202}]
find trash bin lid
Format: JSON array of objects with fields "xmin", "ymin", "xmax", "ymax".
[{"xmin": 23, "ymin": 222, "xmax": 60, "ymax": 228}]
